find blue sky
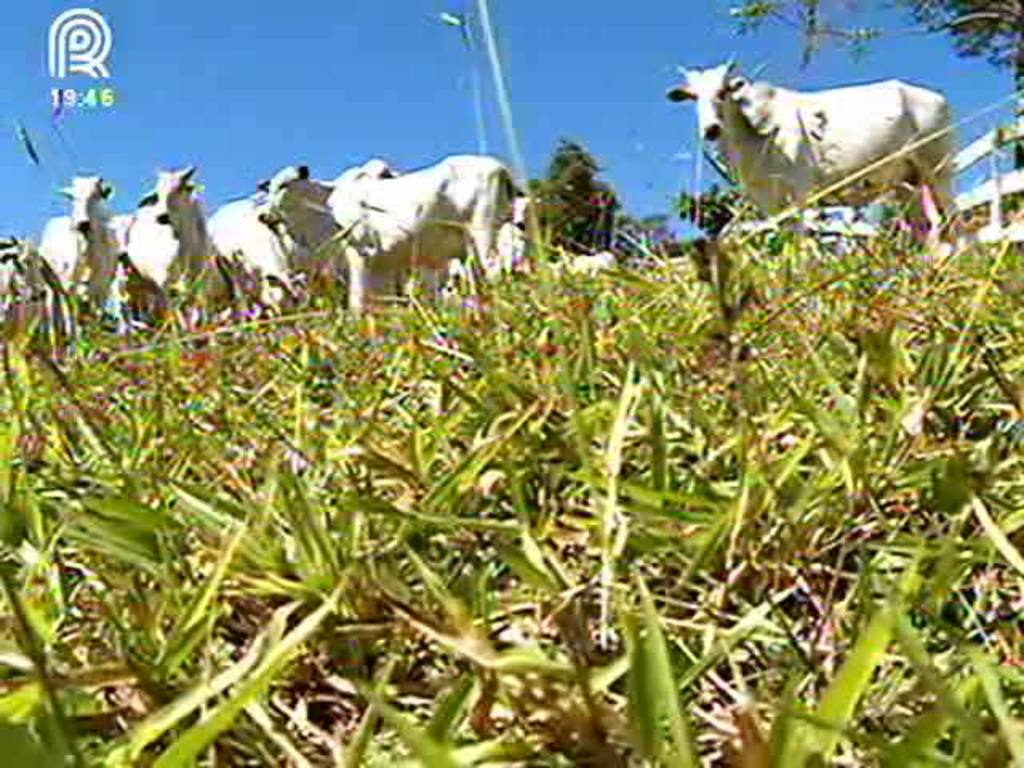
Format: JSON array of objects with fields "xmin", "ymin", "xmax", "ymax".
[{"xmin": 0, "ymin": 1, "xmax": 1016, "ymax": 237}]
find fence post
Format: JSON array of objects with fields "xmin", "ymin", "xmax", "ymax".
[{"xmin": 990, "ymin": 128, "xmax": 1004, "ymax": 237}]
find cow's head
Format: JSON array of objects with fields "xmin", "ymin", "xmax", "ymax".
[
  {"xmin": 254, "ymin": 196, "xmax": 287, "ymax": 235},
  {"xmin": 357, "ymin": 158, "xmax": 398, "ymax": 182},
  {"xmin": 333, "ymin": 158, "xmax": 399, "ymax": 189},
  {"xmin": 60, "ymin": 176, "xmax": 113, "ymax": 236},
  {"xmin": 667, "ymin": 61, "xmax": 773, "ymax": 141},
  {"xmin": 138, "ymin": 166, "xmax": 198, "ymax": 226},
  {"xmin": 0, "ymin": 237, "xmax": 23, "ymax": 268},
  {"xmin": 255, "ymin": 164, "xmax": 313, "ymax": 229},
  {"xmin": 259, "ymin": 164, "xmax": 310, "ymax": 198}
]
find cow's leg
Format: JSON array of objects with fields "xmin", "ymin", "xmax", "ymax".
[
  {"xmin": 370, "ymin": 270, "xmax": 395, "ymax": 305},
  {"xmin": 450, "ymin": 258, "xmax": 468, "ymax": 290},
  {"xmin": 470, "ymin": 219, "xmax": 500, "ymax": 282},
  {"xmin": 887, "ymin": 179, "xmax": 929, "ymax": 249},
  {"xmin": 347, "ymin": 250, "xmax": 368, "ymax": 316},
  {"xmin": 267, "ymin": 276, "xmax": 295, "ymax": 314},
  {"xmin": 913, "ymin": 136, "xmax": 955, "ymax": 223},
  {"xmin": 103, "ymin": 263, "xmax": 129, "ymax": 335},
  {"xmin": 146, "ymin": 281, "xmax": 171, "ymax": 330},
  {"xmin": 45, "ymin": 289, "xmax": 64, "ymax": 358},
  {"xmin": 919, "ymin": 183, "xmax": 940, "ymax": 242},
  {"xmin": 416, "ymin": 265, "xmax": 441, "ymax": 304},
  {"xmin": 898, "ymin": 155, "xmax": 952, "ymax": 255},
  {"xmin": 920, "ymin": 182, "xmax": 956, "ymax": 263},
  {"xmin": 440, "ymin": 259, "xmax": 467, "ymax": 306},
  {"xmin": 53, "ymin": 284, "xmax": 78, "ymax": 358},
  {"xmin": 904, "ymin": 175, "xmax": 951, "ymax": 262},
  {"xmin": 463, "ymin": 218, "xmax": 498, "ymax": 299},
  {"xmin": 306, "ymin": 263, "xmax": 327, "ymax": 305},
  {"xmin": 401, "ymin": 269, "xmax": 418, "ymax": 301},
  {"xmin": 927, "ymin": 166, "xmax": 958, "ymax": 246}
]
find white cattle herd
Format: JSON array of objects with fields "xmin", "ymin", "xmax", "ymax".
[
  {"xmin": 0, "ymin": 153, "xmax": 537, "ymax": 337},
  {"xmin": 0, "ymin": 60, "xmax": 962, "ymax": 339}
]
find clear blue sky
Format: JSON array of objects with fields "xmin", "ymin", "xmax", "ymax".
[{"xmin": 0, "ymin": 1, "xmax": 1016, "ymax": 238}]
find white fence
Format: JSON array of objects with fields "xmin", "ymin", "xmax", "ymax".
[
  {"xmin": 954, "ymin": 121, "xmax": 1024, "ymax": 243},
  {"xmin": 728, "ymin": 207, "xmax": 879, "ymax": 240}
]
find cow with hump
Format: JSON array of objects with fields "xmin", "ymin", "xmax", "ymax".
[
  {"xmin": 122, "ymin": 166, "xmax": 228, "ymax": 324},
  {"xmin": 667, "ymin": 60, "xmax": 954, "ymax": 243},
  {"xmin": 326, "ymin": 154, "xmax": 521, "ymax": 315}
]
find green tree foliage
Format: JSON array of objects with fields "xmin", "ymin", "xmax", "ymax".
[
  {"xmin": 901, "ymin": 1, "xmax": 1024, "ymax": 165},
  {"xmin": 530, "ymin": 139, "xmax": 620, "ymax": 252},
  {"xmin": 614, "ymin": 212, "xmax": 681, "ymax": 260},
  {"xmin": 729, "ymin": 1, "xmax": 883, "ymax": 66},
  {"xmin": 677, "ymin": 184, "xmax": 744, "ymax": 237},
  {"xmin": 902, "ymin": 1, "xmax": 1024, "ymax": 71}
]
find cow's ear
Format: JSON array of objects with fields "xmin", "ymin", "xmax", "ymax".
[
  {"xmin": 59, "ymin": 186, "xmax": 75, "ymax": 200},
  {"xmin": 180, "ymin": 166, "xmax": 197, "ymax": 185},
  {"xmin": 734, "ymin": 82, "xmax": 776, "ymax": 137},
  {"xmin": 297, "ymin": 165, "xmax": 310, "ymax": 180},
  {"xmin": 138, "ymin": 192, "xmax": 158, "ymax": 208},
  {"xmin": 257, "ymin": 179, "xmax": 270, "ymax": 193},
  {"xmin": 725, "ymin": 76, "xmax": 748, "ymax": 95},
  {"xmin": 667, "ymin": 85, "xmax": 696, "ymax": 102},
  {"xmin": 100, "ymin": 182, "xmax": 114, "ymax": 199}
]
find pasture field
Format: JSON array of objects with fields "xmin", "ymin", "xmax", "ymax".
[{"xmin": 2, "ymin": 234, "xmax": 1024, "ymax": 766}]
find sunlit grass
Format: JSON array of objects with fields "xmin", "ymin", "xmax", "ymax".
[{"xmin": 0, "ymin": 231, "xmax": 1023, "ymax": 765}]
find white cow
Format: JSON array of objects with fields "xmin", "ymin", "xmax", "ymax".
[
  {"xmin": 332, "ymin": 158, "xmax": 400, "ymax": 187},
  {"xmin": 125, "ymin": 167, "xmax": 226, "ymax": 322},
  {"xmin": 568, "ymin": 250, "xmax": 617, "ymax": 275},
  {"xmin": 667, "ymin": 61, "xmax": 954, "ymax": 229},
  {"xmin": 208, "ymin": 194, "xmax": 299, "ymax": 310},
  {"xmin": 257, "ymin": 164, "xmax": 348, "ymax": 293},
  {"xmin": 0, "ymin": 238, "xmax": 18, "ymax": 300},
  {"xmin": 0, "ymin": 237, "xmax": 75, "ymax": 345},
  {"xmin": 326, "ymin": 154, "xmax": 519, "ymax": 314},
  {"xmin": 443, "ymin": 192, "xmax": 528, "ymax": 295},
  {"xmin": 38, "ymin": 176, "xmax": 122, "ymax": 315},
  {"xmin": 258, "ymin": 159, "xmax": 403, "ymax": 295},
  {"xmin": 0, "ymin": 238, "xmax": 45, "ymax": 311}
]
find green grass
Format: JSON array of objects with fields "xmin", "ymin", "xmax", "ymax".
[{"xmin": 2, "ymin": 234, "xmax": 1024, "ymax": 766}]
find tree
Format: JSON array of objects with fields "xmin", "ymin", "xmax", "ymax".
[
  {"xmin": 730, "ymin": 1, "xmax": 884, "ymax": 67},
  {"xmin": 614, "ymin": 212, "xmax": 677, "ymax": 258},
  {"xmin": 530, "ymin": 139, "xmax": 620, "ymax": 252},
  {"xmin": 902, "ymin": 1, "xmax": 1024, "ymax": 166},
  {"xmin": 731, "ymin": 1, "xmax": 1024, "ymax": 165},
  {"xmin": 677, "ymin": 184, "xmax": 745, "ymax": 237}
]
